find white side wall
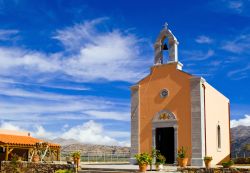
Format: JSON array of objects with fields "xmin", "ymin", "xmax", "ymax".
[{"xmin": 204, "ymin": 82, "xmax": 230, "ymax": 165}]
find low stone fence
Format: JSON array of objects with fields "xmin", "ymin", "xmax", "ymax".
[
  {"xmin": 178, "ymin": 168, "xmax": 250, "ymax": 173},
  {"xmin": 1, "ymin": 161, "xmax": 73, "ymax": 173}
]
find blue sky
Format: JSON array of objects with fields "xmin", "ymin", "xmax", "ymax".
[{"xmin": 0, "ymin": 0, "xmax": 249, "ymax": 146}]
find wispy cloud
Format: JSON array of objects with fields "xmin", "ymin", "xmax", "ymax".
[
  {"xmin": 61, "ymin": 120, "xmax": 129, "ymax": 146},
  {"xmin": 0, "ymin": 29, "xmax": 19, "ymax": 41},
  {"xmin": 227, "ymin": 63, "xmax": 250, "ymax": 80},
  {"xmin": 210, "ymin": 0, "xmax": 250, "ymax": 16},
  {"xmin": 0, "ymin": 18, "xmax": 150, "ymax": 83},
  {"xmin": 227, "ymin": 0, "xmax": 244, "ymax": 12},
  {"xmin": 222, "ymin": 34, "xmax": 250, "ymax": 54},
  {"xmin": 182, "ymin": 49, "xmax": 215, "ymax": 61},
  {"xmin": 195, "ymin": 35, "xmax": 213, "ymax": 44},
  {"xmin": 231, "ymin": 114, "xmax": 250, "ymax": 128},
  {"xmin": 0, "ymin": 120, "xmax": 130, "ymax": 146}
]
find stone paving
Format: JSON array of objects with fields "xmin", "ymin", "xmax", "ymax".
[
  {"xmin": 80, "ymin": 164, "xmax": 179, "ymax": 172},
  {"xmin": 79, "ymin": 164, "xmax": 250, "ymax": 173}
]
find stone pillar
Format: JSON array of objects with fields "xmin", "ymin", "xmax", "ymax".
[
  {"xmin": 174, "ymin": 125, "xmax": 178, "ymax": 164},
  {"xmin": 190, "ymin": 77, "xmax": 206, "ymax": 166},
  {"xmin": 152, "ymin": 128, "xmax": 156, "ymax": 149},
  {"xmin": 130, "ymin": 85, "xmax": 140, "ymax": 164},
  {"xmin": 168, "ymin": 38, "xmax": 179, "ymax": 62},
  {"xmin": 5, "ymin": 145, "xmax": 9, "ymax": 161}
]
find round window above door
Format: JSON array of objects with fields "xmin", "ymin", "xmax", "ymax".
[{"xmin": 160, "ymin": 89, "xmax": 169, "ymax": 98}]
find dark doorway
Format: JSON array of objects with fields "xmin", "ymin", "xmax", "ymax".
[{"xmin": 156, "ymin": 127, "xmax": 175, "ymax": 164}]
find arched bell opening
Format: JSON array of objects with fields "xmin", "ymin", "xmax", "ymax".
[
  {"xmin": 154, "ymin": 23, "xmax": 179, "ymax": 65},
  {"xmin": 161, "ymin": 37, "xmax": 169, "ymax": 64}
]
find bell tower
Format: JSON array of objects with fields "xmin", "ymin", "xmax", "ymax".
[{"xmin": 154, "ymin": 23, "xmax": 182, "ymax": 70}]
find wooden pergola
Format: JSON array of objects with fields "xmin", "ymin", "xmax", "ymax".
[{"xmin": 0, "ymin": 134, "xmax": 60, "ymax": 161}]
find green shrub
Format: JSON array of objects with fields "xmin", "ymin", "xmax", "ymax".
[
  {"xmin": 156, "ymin": 154, "xmax": 166, "ymax": 165},
  {"xmin": 71, "ymin": 151, "xmax": 81, "ymax": 159},
  {"xmin": 204, "ymin": 156, "xmax": 213, "ymax": 161},
  {"xmin": 222, "ymin": 160, "xmax": 234, "ymax": 168},
  {"xmin": 234, "ymin": 157, "xmax": 250, "ymax": 164},
  {"xmin": 177, "ymin": 146, "xmax": 187, "ymax": 158}
]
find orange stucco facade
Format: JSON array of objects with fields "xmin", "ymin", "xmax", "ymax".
[{"xmin": 138, "ymin": 63, "xmax": 192, "ymax": 159}]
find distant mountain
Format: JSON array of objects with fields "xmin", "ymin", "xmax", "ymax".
[
  {"xmin": 49, "ymin": 126, "xmax": 249, "ymax": 157},
  {"xmin": 48, "ymin": 138, "xmax": 130, "ymax": 154},
  {"xmin": 60, "ymin": 143, "xmax": 130, "ymax": 154},
  {"xmin": 231, "ymin": 125, "xmax": 250, "ymax": 157},
  {"xmin": 50, "ymin": 137, "xmax": 80, "ymax": 146}
]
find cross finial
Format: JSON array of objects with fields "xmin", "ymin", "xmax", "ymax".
[{"xmin": 163, "ymin": 22, "xmax": 168, "ymax": 29}]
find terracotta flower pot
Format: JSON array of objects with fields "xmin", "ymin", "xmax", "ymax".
[
  {"xmin": 74, "ymin": 157, "xmax": 80, "ymax": 165},
  {"xmin": 204, "ymin": 160, "xmax": 211, "ymax": 168},
  {"xmin": 178, "ymin": 158, "xmax": 188, "ymax": 167},
  {"xmin": 139, "ymin": 164, "xmax": 148, "ymax": 172},
  {"xmin": 32, "ymin": 154, "xmax": 40, "ymax": 163}
]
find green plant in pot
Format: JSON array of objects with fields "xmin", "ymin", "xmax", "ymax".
[
  {"xmin": 222, "ymin": 160, "xmax": 234, "ymax": 168},
  {"xmin": 204, "ymin": 156, "xmax": 212, "ymax": 168},
  {"xmin": 150, "ymin": 148, "xmax": 160, "ymax": 171},
  {"xmin": 155, "ymin": 154, "xmax": 166, "ymax": 171},
  {"xmin": 177, "ymin": 146, "xmax": 188, "ymax": 167},
  {"xmin": 135, "ymin": 153, "xmax": 151, "ymax": 172}
]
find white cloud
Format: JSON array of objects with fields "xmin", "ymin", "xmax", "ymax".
[
  {"xmin": 56, "ymin": 19, "xmax": 149, "ymax": 82},
  {"xmin": 33, "ymin": 125, "xmax": 55, "ymax": 139},
  {"xmin": 61, "ymin": 120, "xmax": 129, "ymax": 146},
  {"xmin": 0, "ymin": 29, "xmax": 19, "ymax": 41},
  {"xmin": 85, "ymin": 110, "xmax": 130, "ymax": 121},
  {"xmin": 0, "ymin": 121, "xmax": 25, "ymax": 131},
  {"xmin": 195, "ymin": 35, "xmax": 213, "ymax": 44},
  {"xmin": 0, "ymin": 82, "xmax": 130, "ymax": 125},
  {"xmin": 222, "ymin": 34, "xmax": 250, "ymax": 54},
  {"xmin": 182, "ymin": 49, "xmax": 215, "ymax": 61},
  {"xmin": 227, "ymin": 63, "xmax": 250, "ymax": 80},
  {"xmin": 0, "ymin": 18, "xmax": 149, "ymax": 83},
  {"xmin": 227, "ymin": 0, "xmax": 243, "ymax": 12},
  {"xmin": 53, "ymin": 18, "xmax": 108, "ymax": 51},
  {"xmin": 0, "ymin": 121, "xmax": 130, "ymax": 146},
  {"xmin": 231, "ymin": 114, "xmax": 250, "ymax": 128},
  {"xmin": 0, "ymin": 47, "xmax": 60, "ymax": 76}
]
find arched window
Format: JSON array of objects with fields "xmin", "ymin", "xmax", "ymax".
[{"xmin": 217, "ymin": 125, "xmax": 221, "ymax": 149}]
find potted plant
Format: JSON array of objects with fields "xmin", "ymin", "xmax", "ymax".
[
  {"xmin": 177, "ymin": 146, "xmax": 188, "ymax": 167},
  {"xmin": 71, "ymin": 151, "xmax": 81, "ymax": 169},
  {"xmin": 222, "ymin": 160, "xmax": 234, "ymax": 168},
  {"xmin": 135, "ymin": 153, "xmax": 151, "ymax": 172},
  {"xmin": 150, "ymin": 148, "xmax": 159, "ymax": 171},
  {"xmin": 155, "ymin": 154, "xmax": 166, "ymax": 171},
  {"xmin": 204, "ymin": 156, "xmax": 212, "ymax": 168}
]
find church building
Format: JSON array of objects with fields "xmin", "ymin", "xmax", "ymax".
[{"xmin": 130, "ymin": 24, "xmax": 230, "ymax": 166}]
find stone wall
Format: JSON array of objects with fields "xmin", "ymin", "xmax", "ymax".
[
  {"xmin": 1, "ymin": 161, "xmax": 73, "ymax": 173},
  {"xmin": 178, "ymin": 167, "xmax": 250, "ymax": 173}
]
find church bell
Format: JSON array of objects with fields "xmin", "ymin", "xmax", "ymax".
[{"xmin": 162, "ymin": 43, "xmax": 168, "ymax": 50}]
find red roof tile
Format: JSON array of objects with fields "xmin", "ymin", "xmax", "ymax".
[{"xmin": 0, "ymin": 134, "xmax": 60, "ymax": 148}]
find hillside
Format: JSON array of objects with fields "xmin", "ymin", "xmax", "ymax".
[
  {"xmin": 231, "ymin": 125, "xmax": 250, "ymax": 157},
  {"xmin": 50, "ymin": 126, "xmax": 249, "ymax": 157}
]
